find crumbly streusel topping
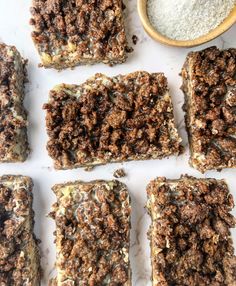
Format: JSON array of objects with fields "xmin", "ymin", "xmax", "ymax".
[
  {"xmin": 0, "ymin": 43, "xmax": 29, "ymax": 162},
  {"xmin": 30, "ymin": 0, "xmax": 130, "ymax": 68},
  {"xmin": 44, "ymin": 71, "xmax": 182, "ymax": 169},
  {"xmin": 0, "ymin": 175, "xmax": 40, "ymax": 285},
  {"xmin": 51, "ymin": 180, "xmax": 131, "ymax": 285},
  {"xmin": 181, "ymin": 46, "xmax": 236, "ymax": 172},
  {"xmin": 147, "ymin": 175, "xmax": 236, "ymax": 285}
]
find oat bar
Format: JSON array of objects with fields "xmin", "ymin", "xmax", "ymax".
[
  {"xmin": 44, "ymin": 71, "xmax": 182, "ymax": 169},
  {"xmin": 147, "ymin": 175, "xmax": 236, "ymax": 285},
  {"xmin": 181, "ymin": 46, "xmax": 236, "ymax": 173},
  {"xmin": 30, "ymin": 0, "xmax": 130, "ymax": 69},
  {"xmin": 0, "ymin": 43, "xmax": 29, "ymax": 162},
  {"xmin": 0, "ymin": 175, "xmax": 40, "ymax": 285},
  {"xmin": 50, "ymin": 180, "xmax": 131, "ymax": 285}
]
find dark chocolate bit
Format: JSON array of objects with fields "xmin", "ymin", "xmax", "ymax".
[{"xmin": 132, "ymin": 35, "xmax": 138, "ymax": 45}]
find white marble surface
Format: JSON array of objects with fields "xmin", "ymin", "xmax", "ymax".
[{"xmin": 0, "ymin": 1, "xmax": 235, "ymax": 285}]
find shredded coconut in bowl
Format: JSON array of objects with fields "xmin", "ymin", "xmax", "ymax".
[{"xmin": 147, "ymin": 0, "xmax": 236, "ymax": 41}]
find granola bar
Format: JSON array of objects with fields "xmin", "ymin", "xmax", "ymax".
[
  {"xmin": 0, "ymin": 175, "xmax": 40, "ymax": 285},
  {"xmin": 181, "ymin": 46, "xmax": 236, "ymax": 173},
  {"xmin": 44, "ymin": 71, "xmax": 182, "ymax": 169},
  {"xmin": 50, "ymin": 180, "xmax": 131, "ymax": 285},
  {"xmin": 30, "ymin": 0, "xmax": 130, "ymax": 69},
  {"xmin": 147, "ymin": 175, "xmax": 236, "ymax": 285},
  {"xmin": 0, "ymin": 43, "xmax": 29, "ymax": 162}
]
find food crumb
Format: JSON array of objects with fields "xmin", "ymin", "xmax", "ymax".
[
  {"xmin": 113, "ymin": 168, "xmax": 126, "ymax": 178},
  {"xmin": 84, "ymin": 166, "xmax": 94, "ymax": 172},
  {"xmin": 132, "ymin": 35, "xmax": 138, "ymax": 45}
]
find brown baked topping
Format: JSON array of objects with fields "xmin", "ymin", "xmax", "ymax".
[
  {"xmin": 181, "ymin": 46, "xmax": 236, "ymax": 173},
  {"xmin": 50, "ymin": 180, "xmax": 131, "ymax": 285},
  {"xmin": 0, "ymin": 43, "xmax": 29, "ymax": 162},
  {"xmin": 147, "ymin": 175, "xmax": 236, "ymax": 286},
  {"xmin": 0, "ymin": 175, "xmax": 40, "ymax": 285},
  {"xmin": 113, "ymin": 168, "xmax": 126, "ymax": 178},
  {"xmin": 44, "ymin": 71, "xmax": 182, "ymax": 170},
  {"xmin": 30, "ymin": 0, "xmax": 130, "ymax": 69}
]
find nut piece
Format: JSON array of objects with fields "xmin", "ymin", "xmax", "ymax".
[
  {"xmin": 51, "ymin": 179, "xmax": 131, "ymax": 285},
  {"xmin": 44, "ymin": 72, "xmax": 182, "ymax": 170},
  {"xmin": 181, "ymin": 46, "xmax": 236, "ymax": 173},
  {"xmin": 146, "ymin": 175, "xmax": 236, "ymax": 285}
]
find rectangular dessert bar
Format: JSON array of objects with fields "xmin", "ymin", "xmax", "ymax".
[
  {"xmin": 44, "ymin": 71, "xmax": 182, "ymax": 169},
  {"xmin": 181, "ymin": 46, "xmax": 236, "ymax": 173},
  {"xmin": 30, "ymin": 0, "xmax": 130, "ymax": 69},
  {"xmin": 147, "ymin": 175, "xmax": 236, "ymax": 285},
  {"xmin": 50, "ymin": 180, "xmax": 131, "ymax": 285},
  {"xmin": 0, "ymin": 175, "xmax": 40, "ymax": 285},
  {"xmin": 0, "ymin": 43, "xmax": 29, "ymax": 162}
]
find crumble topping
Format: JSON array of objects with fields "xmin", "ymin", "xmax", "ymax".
[
  {"xmin": 0, "ymin": 43, "xmax": 29, "ymax": 162},
  {"xmin": 181, "ymin": 46, "xmax": 236, "ymax": 173},
  {"xmin": 0, "ymin": 175, "xmax": 40, "ymax": 285},
  {"xmin": 30, "ymin": 0, "xmax": 130, "ymax": 69},
  {"xmin": 50, "ymin": 180, "xmax": 131, "ymax": 285},
  {"xmin": 44, "ymin": 71, "xmax": 182, "ymax": 169},
  {"xmin": 147, "ymin": 175, "xmax": 236, "ymax": 285}
]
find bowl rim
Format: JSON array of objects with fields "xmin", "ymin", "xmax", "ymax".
[{"xmin": 137, "ymin": 0, "xmax": 236, "ymax": 47}]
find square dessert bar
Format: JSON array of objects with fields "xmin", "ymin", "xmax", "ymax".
[
  {"xmin": 147, "ymin": 175, "xmax": 236, "ymax": 285},
  {"xmin": 44, "ymin": 71, "xmax": 182, "ymax": 169},
  {"xmin": 30, "ymin": 0, "xmax": 130, "ymax": 69},
  {"xmin": 181, "ymin": 46, "xmax": 236, "ymax": 173},
  {"xmin": 0, "ymin": 175, "xmax": 40, "ymax": 285},
  {"xmin": 0, "ymin": 43, "xmax": 29, "ymax": 162},
  {"xmin": 50, "ymin": 180, "xmax": 131, "ymax": 285}
]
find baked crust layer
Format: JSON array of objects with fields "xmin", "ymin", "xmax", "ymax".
[
  {"xmin": 44, "ymin": 71, "xmax": 182, "ymax": 169},
  {"xmin": 50, "ymin": 180, "xmax": 131, "ymax": 285},
  {"xmin": 147, "ymin": 175, "xmax": 236, "ymax": 285},
  {"xmin": 30, "ymin": 0, "xmax": 129, "ymax": 69},
  {"xmin": 0, "ymin": 175, "xmax": 40, "ymax": 285},
  {"xmin": 181, "ymin": 46, "xmax": 236, "ymax": 173},
  {"xmin": 0, "ymin": 43, "xmax": 29, "ymax": 162}
]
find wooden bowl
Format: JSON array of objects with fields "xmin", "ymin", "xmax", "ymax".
[{"xmin": 137, "ymin": 0, "xmax": 236, "ymax": 47}]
